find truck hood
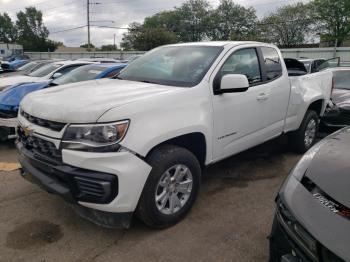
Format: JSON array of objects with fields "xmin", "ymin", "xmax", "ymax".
[
  {"xmin": 20, "ymin": 78, "xmax": 182, "ymax": 123},
  {"xmin": 305, "ymin": 128, "xmax": 350, "ymax": 208},
  {"xmin": 0, "ymin": 75, "xmax": 41, "ymax": 90},
  {"xmin": 332, "ymin": 89, "xmax": 350, "ymax": 110}
]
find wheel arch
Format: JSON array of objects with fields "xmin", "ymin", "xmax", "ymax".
[
  {"xmin": 145, "ymin": 132, "xmax": 207, "ymax": 167},
  {"xmin": 307, "ymin": 99, "xmax": 324, "ymax": 116}
]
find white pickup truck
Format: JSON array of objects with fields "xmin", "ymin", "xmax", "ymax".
[{"xmin": 17, "ymin": 42, "xmax": 332, "ymax": 228}]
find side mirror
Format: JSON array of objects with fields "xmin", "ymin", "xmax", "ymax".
[
  {"xmin": 217, "ymin": 74, "xmax": 249, "ymax": 94},
  {"xmin": 52, "ymin": 72, "xmax": 62, "ymax": 79}
]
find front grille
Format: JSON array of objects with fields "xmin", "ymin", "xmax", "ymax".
[
  {"xmin": 17, "ymin": 126, "xmax": 62, "ymax": 160},
  {"xmin": 20, "ymin": 110, "xmax": 66, "ymax": 132},
  {"xmin": 0, "ymin": 109, "xmax": 18, "ymax": 119}
]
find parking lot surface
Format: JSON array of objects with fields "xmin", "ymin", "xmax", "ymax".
[{"xmin": 0, "ymin": 137, "xmax": 301, "ymax": 262}]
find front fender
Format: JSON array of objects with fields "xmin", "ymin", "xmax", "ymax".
[{"xmin": 98, "ymin": 86, "xmax": 213, "ymax": 164}]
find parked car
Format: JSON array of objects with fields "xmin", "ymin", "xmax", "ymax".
[
  {"xmin": 0, "ymin": 63, "xmax": 127, "ymax": 140},
  {"xmin": 77, "ymin": 58, "xmax": 121, "ymax": 63},
  {"xmin": 269, "ymin": 127, "xmax": 350, "ymax": 261},
  {"xmin": 17, "ymin": 42, "xmax": 332, "ymax": 229},
  {"xmin": 298, "ymin": 58, "xmax": 328, "ymax": 74},
  {"xmin": 1, "ymin": 56, "xmax": 30, "ymax": 72},
  {"xmin": 322, "ymin": 67, "xmax": 350, "ymax": 129},
  {"xmin": 0, "ymin": 60, "xmax": 53, "ymax": 78},
  {"xmin": 0, "ymin": 60, "xmax": 93, "ymax": 91},
  {"xmin": 1, "ymin": 60, "xmax": 28, "ymax": 71}
]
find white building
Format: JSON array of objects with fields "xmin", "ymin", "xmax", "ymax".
[{"xmin": 0, "ymin": 43, "xmax": 23, "ymax": 58}]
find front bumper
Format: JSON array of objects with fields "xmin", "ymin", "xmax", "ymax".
[
  {"xmin": 18, "ymin": 142, "xmax": 118, "ymax": 204},
  {"xmin": 269, "ymin": 172, "xmax": 348, "ymax": 261},
  {"xmin": 17, "ymin": 136, "xmax": 152, "ymax": 227}
]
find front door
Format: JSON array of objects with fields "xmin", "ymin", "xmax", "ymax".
[{"xmin": 212, "ymin": 47, "xmax": 271, "ymax": 161}]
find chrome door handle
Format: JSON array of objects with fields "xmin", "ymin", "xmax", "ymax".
[{"xmin": 257, "ymin": 93, "xmax": 269, "ymax": 101}]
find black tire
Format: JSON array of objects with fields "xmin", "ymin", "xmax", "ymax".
[
  {"xmin": 289, "ymin": 110, "xmax": 319, "ymax": 153},
  {"xmin": 136, "ymin": 145, "xmax": 201, "ymax": 228}
]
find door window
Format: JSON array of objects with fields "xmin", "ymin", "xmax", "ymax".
[
  {"xmin": 216, "ymin": 48, "xmax": 262, "ymax": 87},
  {"xmin": 261, "ymin": 47, "xmax": 282, "ymax": 80}
]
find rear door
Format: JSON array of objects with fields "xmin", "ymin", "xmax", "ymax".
[{"xmin": 259, "ymin": 46, "xmax": 291, "ymax": 136}]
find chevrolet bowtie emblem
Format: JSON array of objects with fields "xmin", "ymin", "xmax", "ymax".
[{"xmin": 23, "ymin": 126, "xmax": 33, "ymax": 136}]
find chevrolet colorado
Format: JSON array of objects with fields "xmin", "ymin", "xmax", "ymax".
[{"xmin": 17, "ymin": 42, "xmax": 333, "ymax": 228}]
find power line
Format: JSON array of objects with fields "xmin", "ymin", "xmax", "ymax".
[
  {"xmin": 0, "ymin": 0, "xmax": 83, "ymax": 13},
  {"xmin": 90, "ymin": 25, "xmax": 129, "ymax": 30},
  {"xmin": 50, "ymin": 25, "xmax": 87, "ymax": 34}
]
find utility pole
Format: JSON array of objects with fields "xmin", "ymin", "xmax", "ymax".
[
  {"xmin": 114, "ymin": 33, "xmax": 116, "ymax": 50},
  {"xmin": 87, "ymin": 0, "xmax": 91, "ymax": 51}
]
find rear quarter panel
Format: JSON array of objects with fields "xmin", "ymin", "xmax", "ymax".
[{"xmin": 284, "ymin": 70, "xmax": 333, "ymax": 132}]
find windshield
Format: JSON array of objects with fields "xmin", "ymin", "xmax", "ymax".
[
  {"xmin": 52, "ymin": 65, "xmax": 106, "ymax": 85},
  {"xmin": 28, "ymin": 63, "xmax": 62, "ymax": 77},
  {"xmin": 333, "ymin": 71, "xmax": 350, "ymax": 90},
  {"xmin": 118, "ymin": 46, "xmax": 223, "ymax": 87},
  {"xmin": 18, "ymin": 61, "xmax": 39, "ymax": 72}
]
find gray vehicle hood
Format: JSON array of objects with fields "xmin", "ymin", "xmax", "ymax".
[
  {"xmin": 20, "ymin": 78, "xmax": 181, "ymax": 123},
  {"xmin": 305, "ymin": 128, "xmax": 350, "ymax": 208},
  {"xmin": 280, "ymin": 128, "xmax": 350, "ymax": 260}
]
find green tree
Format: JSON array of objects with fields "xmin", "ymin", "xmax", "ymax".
[
  {"xmin": 173, "ymin": 0, "xmax": 211, "ymax": 42},
  {"xmin": 260, "ymin": 3, "xmax": 313, "ymax": 47},
  {"xmin": 121, "ymin": 23, "xmax": 177, "ymax": 51},
  {"xmin": 207, "ymin": 0, "xmax": 258, "ymax": 41},
  {"xmin": 311, "ymin": 0, "xmax": 350, "ymax": 46},
  {"xmin": 16, "ymin": 7, "xmax": 58, "ymax": 51},
  {"xmin": 121, "ymin": 0, "xmax": 212, "ymax": 49},
  {"xmin": 99, "ymin": 44, "xmax": 118, "ymax": 51},
  {"xmin": 80, "ymin": 43, "xmax": 96, "ymax": 48},
  {"xmin": 0, "ymin": 13, "xmax": 17, "ymax": 43}
]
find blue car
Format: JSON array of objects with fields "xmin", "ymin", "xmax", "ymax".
[
  {"xmin": 0, "ymin": 63, "xmax": 127, "ymax": 140},
  {"xmin": 1, "ymin": 54, "xmax": 30, "ymax": 72}
]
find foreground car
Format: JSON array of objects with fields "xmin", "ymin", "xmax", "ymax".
[
  {"xmin": 0, "ymin": 63, "xmax": 126, "ymax": 140},
  {"xmin": 269, "ymin": 128, "xmax": 350, "ymax": 261},
  {"xmin": 322, "ymin": 67, "xmax": 350, "ymax": 129},
  {"xmin": 17, "ymin": 41, "xmax": 332, "ymax": 229}
]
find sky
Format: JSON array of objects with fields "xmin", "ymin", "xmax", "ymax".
[{"xmin": 0, "ymin": 0, "xmax": 308, "ymax": 47}]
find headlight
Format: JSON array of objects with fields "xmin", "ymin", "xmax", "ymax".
[{"xmin": 62, "ymin": 120, "xmax": 129, "ymax": 152}]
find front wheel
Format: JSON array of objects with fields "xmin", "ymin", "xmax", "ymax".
[
  {"xmin": 136, "ymin": 145, "xmax": 201, "ymax": 228},
  {"xmin": 289, "ymin": 110, "xmax": 319, "ymax": 153}
]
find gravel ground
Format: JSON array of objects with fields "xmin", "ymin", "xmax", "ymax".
[{"xmin": 0, "ymin": 137, "xmax": 303, "ymax": 262}]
